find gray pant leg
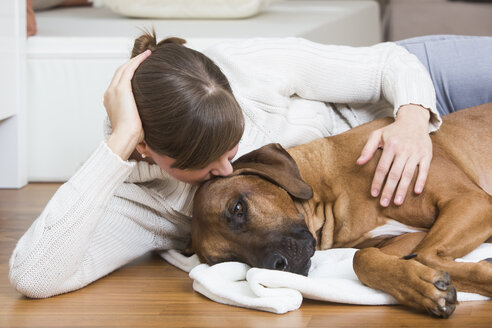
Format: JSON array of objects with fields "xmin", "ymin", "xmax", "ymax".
[{"xmin": 396, "ymin": 35, "xmax": 492, "ymax": 116}]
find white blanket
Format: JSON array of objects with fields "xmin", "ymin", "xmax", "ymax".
[{"xmin": 160, "ymin": 244, "xmax": 492, "ymax": 314}]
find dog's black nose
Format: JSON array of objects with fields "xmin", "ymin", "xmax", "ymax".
[
  {"xmin": 265, "ymin": 253, "xmax": 289, "ymax": 271},
  {"xmin": 292, "ymin": 226, "xmax": 311, "ymax": 238},
  {"xmin": 292, "ymin": 226, "xmax": 316, "ymax": 250}
]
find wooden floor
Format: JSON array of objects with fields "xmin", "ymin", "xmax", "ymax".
[{"xmin": 1, "ymin": 183, "xmax": 491, "ymax": 328}]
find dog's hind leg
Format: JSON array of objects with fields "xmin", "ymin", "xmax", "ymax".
[{"xmin": 411, "ymin": 192, "xmax": 492, "ymax": 297}]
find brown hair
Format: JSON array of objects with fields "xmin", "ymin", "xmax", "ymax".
[{"xmin": 131, "ymin": 29, "xmax": 244, "ymax": 170}]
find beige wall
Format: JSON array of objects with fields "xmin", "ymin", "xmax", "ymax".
[{"xmin": 383, "ymin": 0, "xmax": 492, "ymax": 41}]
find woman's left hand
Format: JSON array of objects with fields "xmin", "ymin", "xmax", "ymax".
[{"xmin": 356, "ymin": 104, "xmax": 433, "ymax": 207}]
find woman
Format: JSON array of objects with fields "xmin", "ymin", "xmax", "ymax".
[{"xmin": 9, "ymin": 32, "xmax": 492, "ymax": 298}]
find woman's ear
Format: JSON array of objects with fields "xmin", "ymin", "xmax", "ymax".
[
  {"xmin": 135, "ymin": 141, "xmax": 150, "ymax": 158},
  {"xmin": 132, "ymin": 141, "xmax": 156, "ymax": 164}
]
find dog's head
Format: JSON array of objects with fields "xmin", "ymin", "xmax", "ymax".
[{"xmin": 192, "ymin": 143, "xmax": 316, "ymax": 276}]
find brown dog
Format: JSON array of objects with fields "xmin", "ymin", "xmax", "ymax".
[{"xmin": 191, "ymin": 103, "xmax": 492, "ymax": 318}]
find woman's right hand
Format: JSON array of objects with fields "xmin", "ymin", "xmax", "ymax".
[{"xmin": 104, "ymin": 50, "xmax": 151, "ymax": 160}]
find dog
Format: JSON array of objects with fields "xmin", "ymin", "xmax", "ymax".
[{"xmin": 191, "ymin": 102, "xmax": 492, "ymax": 318}]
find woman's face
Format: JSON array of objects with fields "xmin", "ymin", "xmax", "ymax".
[{"xmin": 148, "ymin": 144, "xmax": 239, "ymax": 185}]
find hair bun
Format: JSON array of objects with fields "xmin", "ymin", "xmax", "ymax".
[
  {"xmin": 132, "ymin": 29, "xmax": 187, "ymax": 58},
  {"xmin": 131, "ymin": 29, "xmax": 158, "ymax": 58},
  {"xmin": 159, "ymin": 37, "xmax": 187, "ymax": 46}
]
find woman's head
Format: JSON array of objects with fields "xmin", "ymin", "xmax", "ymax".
[{"xmin": 131, "ymin": 29, "xmax": 244, "ymax": 183}]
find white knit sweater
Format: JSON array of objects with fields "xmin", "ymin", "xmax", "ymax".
[{"xmin": 9, "ymin": 38, "xmax": 440, "ymax": 298}]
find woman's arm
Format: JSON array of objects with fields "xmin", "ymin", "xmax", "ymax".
[
  {"xmin": 207, "ymin": 38, "xmax": 439, "ymax": 126},
  {"xmin": 8, "ymin": 142, "xmax": 159, "ymax": 298},
  {"xmin": 9, "ymin": 51, "xmax": 157, "ymax": 298}
]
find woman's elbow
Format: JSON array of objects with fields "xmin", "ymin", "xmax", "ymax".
[{"xmin": 9, "ymin": 268, "xmax": 62, "ymax": 299}]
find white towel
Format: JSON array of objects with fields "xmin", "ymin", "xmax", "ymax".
[{"xmin": 161, "ymin": 244, "xmax": 492, "ymax": 314}]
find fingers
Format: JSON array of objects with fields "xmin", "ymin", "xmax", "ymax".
[
  {"xmin": 107, "ymin": 61, "xmax": 128, "ymax": 91},
  {"xmin": 357, "ymin": 131, "xmax": 382, "ymax": 165},
  {"xmin": 392, "ymin": 158, "xmax": 418, "ymax": 206},
  {"xmin": 104, "ymin": 50, "xmax": 152, "ymax": 111},
  {"xmin": 107, "ymin": 50, "xmax": 151, "ymax": 91},
  {"xmin": 393, "ymin": 153, "xmax": 431, "ymax": 205},
  {"xmin": 414, "ymin": 155, "xmax": 431, "ymax": 194},
  {"xmin": 120, "ymin": 50, "xmax": 152, "ymax": 85},
  {"xmin": 103, "ymin": 50, "xmax": 151, "ymax": 141},
  {"xmin": 374, "ymin": 149, "xmax": 431, "ymax": 207},
  {"xmin": 371, "ymin": 141, "xmax": 397, "ymax": 203},
  {"xmin": 378, "ymin": 155, "xmax": 408, "ymax": 207}
]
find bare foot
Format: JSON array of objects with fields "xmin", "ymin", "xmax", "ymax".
[
  {"xmin": 59, "ymin": 0, "xmax": 92, "ymax": 6},
  {"xmin": 26, "ymin": 0, "xmax": 37, "ymax": 37}
]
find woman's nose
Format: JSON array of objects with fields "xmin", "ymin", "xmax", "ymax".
[{"xmin": 210, "ymin": 159, "xmax": 233, "ymax": 177}]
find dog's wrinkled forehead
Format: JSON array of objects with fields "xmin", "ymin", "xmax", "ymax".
[
  {"xmin": 193, "ymin": 172, "xmax": 303, "ymax": 232},
  {"xmin": 194, "ymin": 174, "xmax": 273, "ymax": 213},
  {"xmin": 194, "ymin": 175, "xmax": 241, "ymax": 216}
]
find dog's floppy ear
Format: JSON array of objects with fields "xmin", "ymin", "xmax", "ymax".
[{"xmin": 232, "ymin": 143, "xmax": 313, "ymax": 200}]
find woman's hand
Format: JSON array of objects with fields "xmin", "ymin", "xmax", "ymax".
[
  {"xmin": 356, "ymin": 104, "xmax": 433, "ymax": 207},
  {"xmin": 104, "ymin": 50, "xmax": 151, "ymax": 160}
]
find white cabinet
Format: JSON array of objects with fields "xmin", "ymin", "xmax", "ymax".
[
  {"xmin": 0, "ymin": 0, "xmax": 21, "ymax": 120},
  {"xmin": 0, "ymin": 0, "xmax": 27, "ymax": 188}
]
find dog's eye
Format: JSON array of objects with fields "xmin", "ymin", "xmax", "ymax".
[
  {"xmin": 225, "ymin": 200, "xmax": 246, "ymax": 230},
  {"xmin": 233, "ymin": 201, "xmax": 243, "ymax": 217}
]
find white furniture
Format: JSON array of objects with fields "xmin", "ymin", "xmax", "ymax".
[
  {"xmin": 0, "ymin": 0, "xmax": 28, "ymax": 188},
  {"xmin": 12, "ymin": 0, "xmax": 380, "ymax": 184},
  {"xmin": 94, "ymin": 0, "xmax": 277, "ymax": 19}
]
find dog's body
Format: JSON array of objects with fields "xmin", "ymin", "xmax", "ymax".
[{"xmin": 192, "ymin": 103, "xmax": 492, "ymax": 318}]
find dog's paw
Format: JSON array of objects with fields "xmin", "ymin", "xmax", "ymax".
[
  {"xmin": 427, "ymin": 272, "xmax": 457, "ymax": 318},
  {"xmin": 397, "ymin": 263, "xmax": 457, "ymax": 318}
]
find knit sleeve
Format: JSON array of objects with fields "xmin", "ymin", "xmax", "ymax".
[
  {"xmin": 8, "ymin": 142, "xmax": 159, "ymax": 298},
  {"xmin": 205, "ymin": 38, "xmax": 441, "ymax": 131}
]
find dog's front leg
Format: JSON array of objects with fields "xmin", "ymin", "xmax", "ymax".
[{"xmin": 353, "ymin": 247, "xmax": 457, "ymax": 318}]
